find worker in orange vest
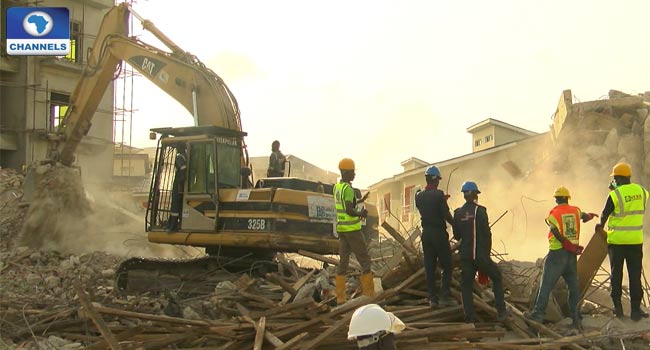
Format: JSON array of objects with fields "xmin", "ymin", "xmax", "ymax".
[{"xmin": 525, "ymin": 186, "xmax": 598, "ymax": 329}]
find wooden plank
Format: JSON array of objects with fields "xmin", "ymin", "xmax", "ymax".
[
  {"xmin": 274, "ymin": 332, "xmax": 309, "ymax": 350},
  {"xmin": 577, "ymin": 228, "xmax": 608, "ymax": 301},
  {"xmin": 265, "ymin": 273, "xmax": 297, "ymax": 295},
  {"xmin": 86, "ymin": 326, "xmax": 145, "ymax": 350},
  {"xmin": 302, "ymin": 313, "xmax": 354, "ymax": 350},
  {"xmin": 377, "ymin": 227, "xmax": 421, "ymax": 277},
  {"xmin": 238, "ymin": 304, "xmax": 284, "ymax": 348},
  {"xmin": 74, "ymin": 283, "xmax": 123, "ymax": 350},
  {"xmin": 281, "ymin": 269, "xmax": 316, "ymax": 305},
  {"xmin": 397, "ymin": 323, "xmax": 474, "ymax": 339},
  {"xmin": 252, "ymin": 317, "xmax": 265, "ymax": 350},
  {"xmin": 94, "ymin": 306, "xmax": 226, "ymax": 327},
  {"xmin": 297, "ymin": 250, "xmax": 362, "ymax": 271},
  {"xmin": 381, "ymin": 221, "xmax": 418, "ymax": 255}
]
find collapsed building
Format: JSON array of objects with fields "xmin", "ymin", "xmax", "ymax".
[{"xmin": 2, "ymin": 89, "xmax": 650, "ymax": 349}]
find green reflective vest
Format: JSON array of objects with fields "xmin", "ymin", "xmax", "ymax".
[
  {"xmin": 607, "ymin": 183, "xmax": 648, "ymax": 245},
  {"xmin": 333, "ymin": 182, "xmax": 361, "ymax": 233}
]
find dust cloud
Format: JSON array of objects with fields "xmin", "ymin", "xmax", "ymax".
[{"xmin": 19, "ymin": 163, "xmax": 195, "ymax": 259}]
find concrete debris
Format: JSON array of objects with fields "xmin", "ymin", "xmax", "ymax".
[{"xmin": 3, "ymin": 90, "xmax": 650, "ymax": 349}]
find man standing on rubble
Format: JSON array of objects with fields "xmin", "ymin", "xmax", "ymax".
[
  {"xmin": 524, "ymin": 186, "xmax": 598, "ymax": 328},
  {"xmin": 334, "ymin": 158, "xmax": 374, "ymax": 304},
  {"xmin": 453, "ymin": 181, "xmax": 508, "ymax": 322},
  {"xmin": 167, "ymin": 143, "xmax": 187, "ymax": 232},
  {"xmin": 267, "ymin": 140, "xmax": 286, "ymax": 177},
  {"xmin": 596, "ymin": 163, "xmax": 649, "ymax": 321},
  {"xmin": 415, "ymin": 165, "xmax": 455, "ymax": 307}
]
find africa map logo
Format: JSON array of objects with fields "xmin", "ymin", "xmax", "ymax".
[
  {"xmin": 6, "ymin": 7, "xmax": 70, "ymax": 56},
  {"xmin": 23, "ymin": 11, "xmax": 54, "ymax": 37}
]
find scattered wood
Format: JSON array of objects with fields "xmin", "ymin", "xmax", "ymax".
[{"xmin": 74, "ymin": 283, "xmax": 123, "ymax": 350}]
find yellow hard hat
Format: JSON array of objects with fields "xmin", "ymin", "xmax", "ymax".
[
  {"xmin": 338, "ymin": 158, "xmax": 355, "ymax": 171},
  {"xmin": 610, "ymin": 162, "xmax": 632, "ymax": 177},
  {"xmin": 553, "ymin": 186, "xmax": 571, "ymax": 199}
]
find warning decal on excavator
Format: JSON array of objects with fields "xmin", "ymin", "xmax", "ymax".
[
  {"xmin": 236, "ymin": 190, "xmax": 251, "ymax": 201},
  {"xmin": 307, "ymin": 195, "xmax": 335, "ymax": 223}
]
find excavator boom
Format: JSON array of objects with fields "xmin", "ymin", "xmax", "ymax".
[
  {"xmin": 36, "ymin": 2, "xmax": 380, "ymax": 296},
  {"xmin": 53, "ymin": 3, "xmax": 241, "ymax": 166}
]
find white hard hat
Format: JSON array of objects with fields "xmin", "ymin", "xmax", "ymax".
[{"xmin": 347, "ymin": 304, "xmax": 406, "ymax": 340}]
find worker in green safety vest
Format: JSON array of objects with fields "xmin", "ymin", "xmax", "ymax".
[
  {"xmin": 334, "ymin": 158, "xmax": 374, "ymax": 305},
  {"xmin": 596, "ymin": 162, "xmax": 649, "ymax": 321}
]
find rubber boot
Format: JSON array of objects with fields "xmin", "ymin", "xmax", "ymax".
[
  {"xmin": 335, "ymin": 275, "xmax": 347, "ymax": 305},
  {"xmin": 613, "ymin": 300, "xmax": 624, "ymax": 318},
  {"xmin": 630, "ymin": 300, "xmax": 649, "ymax": 321},
  {"xmin": 360, "ymin": 272, "xmax": 375, "ymax": 297}
]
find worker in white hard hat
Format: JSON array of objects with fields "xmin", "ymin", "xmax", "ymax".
[{"xmin": 348, "ymin": 304, "xmax": 405, "ymax": 350}]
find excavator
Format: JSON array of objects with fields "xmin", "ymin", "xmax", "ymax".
[{"xmin": 47, "ymin": 2, "xmax": 379, "ymax": 294}]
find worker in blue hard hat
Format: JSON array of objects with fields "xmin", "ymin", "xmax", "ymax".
[
  {"xmin": 415, "ymin": 165, "xmax": 456, "ymax": 308},
  {"xmin": 452, "ymin": 181, "xmax": 509, "ymax": 323}
]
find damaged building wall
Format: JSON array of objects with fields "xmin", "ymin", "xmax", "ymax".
[
  {"xmin": 551, "ymin": 89, "xmax": 650, "ymax": 250},
  {"xmin": 368, "ymin": 89, "xmax": 650, "ymax": 263},
  {"xmin": 369, "ymin": 131, "xmax": 551, "ymax": 251}
]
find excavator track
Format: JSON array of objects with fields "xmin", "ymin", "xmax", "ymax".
[{"xmin": 115, "ymin": 252, "xmax": 277, "ymax": 296}]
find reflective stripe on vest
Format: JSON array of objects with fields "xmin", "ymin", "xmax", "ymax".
[
  {"xmin": 333, "ymin": 182, "xmax": 361, "ymax": 232},
  {"xmin": 547, "ymin": 204, "xmax": 581, "ymax": 250},
  {"xmin": 607, "ymin": 184, "xmax": 648, "ymax": 245}
]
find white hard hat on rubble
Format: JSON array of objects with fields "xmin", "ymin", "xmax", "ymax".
[{"xmin": 347, "ymin": 304, "xmax": 405, "ymax": 341}]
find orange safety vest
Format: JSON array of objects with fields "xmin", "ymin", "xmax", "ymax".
[{"xmin": 546, "ymin": 204, "xmax": 581, "ymax": 250}]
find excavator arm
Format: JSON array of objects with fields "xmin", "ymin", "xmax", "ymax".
[{"xmin": 52, "ymin": 2, "xmax": 241, "ymax": 166}]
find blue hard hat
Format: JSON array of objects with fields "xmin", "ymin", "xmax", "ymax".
[
  {"xmin": 425, "ymin": 166, "xmax": 441, "ymax": 178},
  {"xmin": 461, "ymin": 181, "xmax": 481, "ymax": 193}
]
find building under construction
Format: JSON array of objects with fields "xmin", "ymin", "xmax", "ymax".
[{"xmin": 0, "ymin": 0, "xmax": 139, "ymax": 189}]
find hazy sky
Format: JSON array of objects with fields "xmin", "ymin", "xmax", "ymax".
[{"xmin": 119, "ymin": 0, "xmax": 650, "ymax": 188}]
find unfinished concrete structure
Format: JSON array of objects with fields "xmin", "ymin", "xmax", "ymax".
[{"xmin": 0, "ymin": 0, "xmax": 115, "ymax": 187}]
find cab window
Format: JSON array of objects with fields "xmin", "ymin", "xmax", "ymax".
[{"xmin": 188, "ymin": 142, "xmax": 216, "ymax": 193}]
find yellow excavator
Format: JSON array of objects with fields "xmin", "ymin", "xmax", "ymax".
[{"xmin": 48, "ymin": 2, "xmax": 379, "ymax": 294}]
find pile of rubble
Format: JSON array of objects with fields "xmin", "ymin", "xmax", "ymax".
[
  {"xmin": 0, "ymin": 168, "xmax": 27, "ymax": 250},
  {"xmin": 2, "ymin": 223, "xmax": 650, "ymax": 350},
  {"xmin": 19, "ymin": 163, "xmax": 93, "ymax": 251},
  {"xmin": 552, "ymin": 89, "xmax": 650, "ymax": 191}
]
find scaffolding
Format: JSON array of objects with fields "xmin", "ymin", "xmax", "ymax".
[{"xmin": 112, "ymin": 0, "xmax": 142, "ymax": 190}]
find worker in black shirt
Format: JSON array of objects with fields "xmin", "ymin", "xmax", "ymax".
[
  {"xmin": 453, "ymin": 181, "xmax": 508, "ymax": 322},
  {"xmin": 595, "ymin": 162, "xmax": 649, "ymax": 321},
  {"xmin": 415, "ymin": 166, "xmax": 455, "ymax": 307},
  {"xmin": 167, "ymin": 143, "xmax": 187, "ymax": 232}
]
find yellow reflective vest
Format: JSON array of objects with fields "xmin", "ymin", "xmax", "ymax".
[
  {"xmin": 333, "ymin": 182, "xmax": 361, "ymax": 233},
  {"xmin": 607, "ymin": 183, "xmax": 648, "ymax": 245}
]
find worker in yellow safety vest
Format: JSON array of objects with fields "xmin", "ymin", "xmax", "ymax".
[
  {"xmin": 334, "ymin": 158, "xmax": 374, "ymax": 304},
  {"xmin": 596, "ymin": 162, "xmax": 649, "ymax": 321},
  {"xmin": 524, "ymin": 186, "xmax": 598, "ymax": 329}
]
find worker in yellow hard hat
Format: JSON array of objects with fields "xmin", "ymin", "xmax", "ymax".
[
  {"xmin": 596, "ymin": 162, "xmax": 650, "ymax": 321},
  {"xmin": 334, "ymin": 158, "xmax": 374, "ymax": 304},
  {"xmin": 524, "ymin": 186, "xmax": 598, "ymax": 329}
]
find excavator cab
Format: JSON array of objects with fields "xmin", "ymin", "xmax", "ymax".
[{"xmin": 145, "ymin": 125, "xmax": 247, "ymax": 233}]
